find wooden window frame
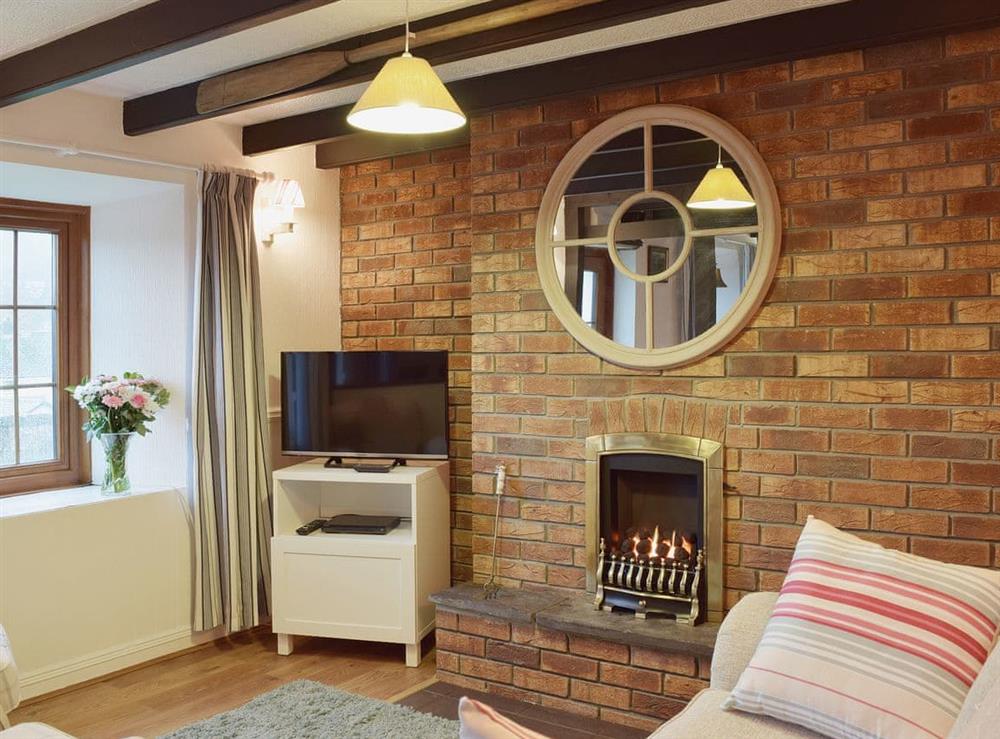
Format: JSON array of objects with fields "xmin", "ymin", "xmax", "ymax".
[{"xmin": 0, "ymin": 197, "xmax": 90, "ymax": 496}]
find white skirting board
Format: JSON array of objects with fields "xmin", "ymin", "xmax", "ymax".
[{"xmin": 18, "ymin": 625, "xmax": 224, "ymax": 699}]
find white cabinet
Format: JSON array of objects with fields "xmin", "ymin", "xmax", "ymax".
[{"xmin": 271, "ymin": 460, "xmax": 450, "ymax": 666}]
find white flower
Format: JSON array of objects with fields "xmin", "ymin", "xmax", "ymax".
[{"xmin": 72, "ymin": 381, "xmax": 101, "ymax": 406}]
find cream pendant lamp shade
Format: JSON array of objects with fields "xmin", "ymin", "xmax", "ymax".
[
  {"xmin": 687, "ymin": 148, "xmax": 756, "ymax": 210},
  {"xmin": 348, "ymin": 52, "xmax": 465, "ymax": 134},
  {"xmin": 347, "ymin": 2, "xmax": 465, "ymax": 135}
]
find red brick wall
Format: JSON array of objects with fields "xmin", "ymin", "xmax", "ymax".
[
  {"xmin": 341, "ymin": 27, "xmax": 1000, "ymax": 601},
  {"xmin": 339, "ymin": 147, "xmax": 474, "ymax": 578},
  {"xmin": 435, "ymin": 609, "xmax": 710, "ymax": 730}
]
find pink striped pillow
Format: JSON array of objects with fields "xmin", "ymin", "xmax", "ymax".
[
  {"xmin": 723, "ymin": 516, "xmax": 1000, "ymax": 739},
  {"xmin": 458, "ymin": 696, "xmax": 551, "ymax": 739}
]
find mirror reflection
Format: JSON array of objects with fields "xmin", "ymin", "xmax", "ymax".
[
  {"xmin": 552, "ymin": 129, "xmax": 644, "ymax": 241},
  {"xmin": 551, "ymin": 127, "xmax": 758, "ymax": 240},
  {"xmin": 558, "ymin": 235, "xmax": 756, "ymax": 349},
  {"xmin": 614, "ymin": 197, "xmax": 685, "ymax": 280}
]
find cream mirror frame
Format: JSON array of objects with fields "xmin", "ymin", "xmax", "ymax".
[{"xmin": 534, "ymin": 104, "xmax": 781, "ymax": 369}]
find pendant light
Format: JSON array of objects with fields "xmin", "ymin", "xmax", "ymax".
[
  {"xmin": 687, "ymin": 146, "xmax": 755, "ymax": 210},
  {"xmin": 347, "ymin": 1, "xmax": 466, "ymax": 135}
]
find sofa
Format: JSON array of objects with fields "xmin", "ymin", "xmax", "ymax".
[{"xmin": 650, "ymin": 591, "xmax": 1000, "ymax": 738}]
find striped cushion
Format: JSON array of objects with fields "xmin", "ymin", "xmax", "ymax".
[
  {"xmin": 458, "ymin": 696, "xmax": 550, "ymax": 739},
  {"xmin": 723, "ymin": 516, "xmax": 1000, "ymax": 739}
]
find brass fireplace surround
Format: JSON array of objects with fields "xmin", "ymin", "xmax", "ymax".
[{"xmin": 585, "ymin": 432, "xmax": 724, "ymax": 623}]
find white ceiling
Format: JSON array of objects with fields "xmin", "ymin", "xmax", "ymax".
[
  {"xmin": 3, "ymin": 0, "xmax": 847, "ymax": 138},
  {"xmin": 0, "ymin": 161, "xmax": 179, "ymax": 205},
  {"xmin": 76, "ymin": 0, "xmax": 491, "ymax": 98},
  {"xmin": 0, "ymin": 0, "xmax": 158, "ymax": 59}
]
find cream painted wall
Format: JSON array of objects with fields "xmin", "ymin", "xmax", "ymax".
[
  {"xmin": 253, "ymin": 145, "xmax": 343, "ymax": 411},
  {"xmin": 0, "ymin": 166, "xmax": 201, "ymax": 698},
  {"xmin": 0, "ymin": 489, "xmax": 205, "ymax": 698},
  {"xmin": 89, "ymin": 187, "xmax": 190, "ymax": 488},
  {"xmin": 0, "ymin": 89, "xmax": 245, "ymax": 169},
  {"xmin": 252, "ymin": 145, "xmax": 342, "ymax": 469},
  {"xmin": 0, "ymin": 89, "xmax": 340, "ymax": 694}
]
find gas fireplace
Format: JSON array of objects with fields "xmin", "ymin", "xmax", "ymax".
[{"xmin": 585, "ymin": 433, "xmax": 723, "ymax": 625}]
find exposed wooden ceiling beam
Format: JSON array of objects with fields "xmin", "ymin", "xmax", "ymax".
[
  {"xmin": 314, "ymin": 109, "xmax": 711, "ymax": 169},
  {"xmin": 194, "ymin": 0, "xmax": 603, "ymax": 116},
  {"xmin": 0, "ymin": 0, "xmax": 340, "ymax": 108},
  {"xmin": 248, "ymin": 0, "xmax": 1000, "ymax": 158},
  {"xmin": 315, "ymin": 130, "xmax": 470, "ymax": 169},
  {"xmin": 124, "ymin": 0, "xmax": 715, "ymax": 135}
]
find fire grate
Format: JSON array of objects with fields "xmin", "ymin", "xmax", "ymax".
[{"xmin": 594, "ymin": 536, "xmax": 704, "ymax": 625}]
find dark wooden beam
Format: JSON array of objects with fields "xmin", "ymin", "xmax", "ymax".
[
  {"xmin": 0, "ymin": 0, "xmax": 339, "ymax": 108},
  {"xmin": 315, "ymin": 130, "xmax": 469, "ymax": 169},
  {"xmin": 124, "ymin": 0, "xmax": 715, "ymax": 135},
  {"xmin": 243, "ymin": 0, "xmax": 1000, "ymax": 156},
  {"xmin": 313, "ymin": 124, "xmax": 710, "ymax": 170}
]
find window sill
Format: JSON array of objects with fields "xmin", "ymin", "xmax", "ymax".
[{"xmin": 0, "ymin": 484, "xmax": 184, "ymax": 519}]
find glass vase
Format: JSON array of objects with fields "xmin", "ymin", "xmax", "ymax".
[{"xmin": 99, "ymin": 432, "xmax": 135, "ymax": 495}]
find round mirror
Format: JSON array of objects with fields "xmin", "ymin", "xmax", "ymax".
[{"xmin": 537, "ymin": 106, "xmax": 780, "ymax": 369}]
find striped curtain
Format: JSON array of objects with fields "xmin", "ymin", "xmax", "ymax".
[{"xmin": 192, "ymin": 171, "xmax": 273, "ymax": 632}]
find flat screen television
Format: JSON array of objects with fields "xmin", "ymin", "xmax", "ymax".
[{"xmin": 281, "ymin": 350, "xmax": 449, "ymax": 461}]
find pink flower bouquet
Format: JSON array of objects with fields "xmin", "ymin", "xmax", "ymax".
[{"xmin": 66, "ymin": 372, "xmax": 170, "ymax": 439}]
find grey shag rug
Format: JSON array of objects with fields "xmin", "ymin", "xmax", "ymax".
[{"xmin": 159, "ymin": 680, "xmax": 458, "ymax": 739}]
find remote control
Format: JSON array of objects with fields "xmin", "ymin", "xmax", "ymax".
[{"xmin": 296, "ymin": 519, "xmax": 326, "ymax": 535}]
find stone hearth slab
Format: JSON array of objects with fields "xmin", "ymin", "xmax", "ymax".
[
  {"xmin": 535, "ymin": 592, "xmax": 718, "ymax": 658},
  {"xmin": 432, "ymin": 584, "xmax": 719, "ymax": 657},
  {"xmin": 430, "ymin": 583, "xmax": 566, "ymax": 624}
]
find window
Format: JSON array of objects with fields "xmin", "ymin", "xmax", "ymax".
[
  {"xmin": 580, "ymin": 269, "xmax": 597, "ymax": 328},
  {"xmin": 0, "ymin": 198, "xmax": 89, "ymax": 496}
]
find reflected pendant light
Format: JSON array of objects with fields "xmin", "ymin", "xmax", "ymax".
[
  {"xmin": 347, "ymin": 1, "xmax": 466, "ymax": 135},
  {"xmin": 687, "ymin": 146, "xmax": 755, "ymax": 210},
  {"xmin": 713, "ymin": 266, "xmax": 728, "ymax": 288}
]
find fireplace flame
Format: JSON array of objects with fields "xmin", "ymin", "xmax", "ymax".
[
  {"xmin": 618, "ymin": 526, "xmax": 695, "ymax": 563},
  {"xmin": 665, "ymin": 529, "xmax": 679, "ymax": 560}
]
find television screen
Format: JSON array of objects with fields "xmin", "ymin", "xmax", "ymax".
[{"xmin": 281, "ymin": 350, "xmax": 449, "ymax": 460}]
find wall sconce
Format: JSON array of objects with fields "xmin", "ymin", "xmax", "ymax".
[{"xmin": 261, "ymin": 179, "xmax": 305, "ymax": 246}]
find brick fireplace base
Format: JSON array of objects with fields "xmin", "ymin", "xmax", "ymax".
[{"xmin": 431, "ymin": 585, "xmax": 718, "ymax": 732}]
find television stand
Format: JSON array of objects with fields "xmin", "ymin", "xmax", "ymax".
[{"xmin": 271, "ymin": 459, "xmax": 450, "ymax": 667}]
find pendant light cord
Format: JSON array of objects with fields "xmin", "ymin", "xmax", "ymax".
[{"xmin": 404, "ymin": 0, "xmax": 413, "ymax": 54}]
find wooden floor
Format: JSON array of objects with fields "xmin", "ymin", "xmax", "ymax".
[{"xmin": 10, "ymin": 632, "xmax": 437, "ymax": 738}]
